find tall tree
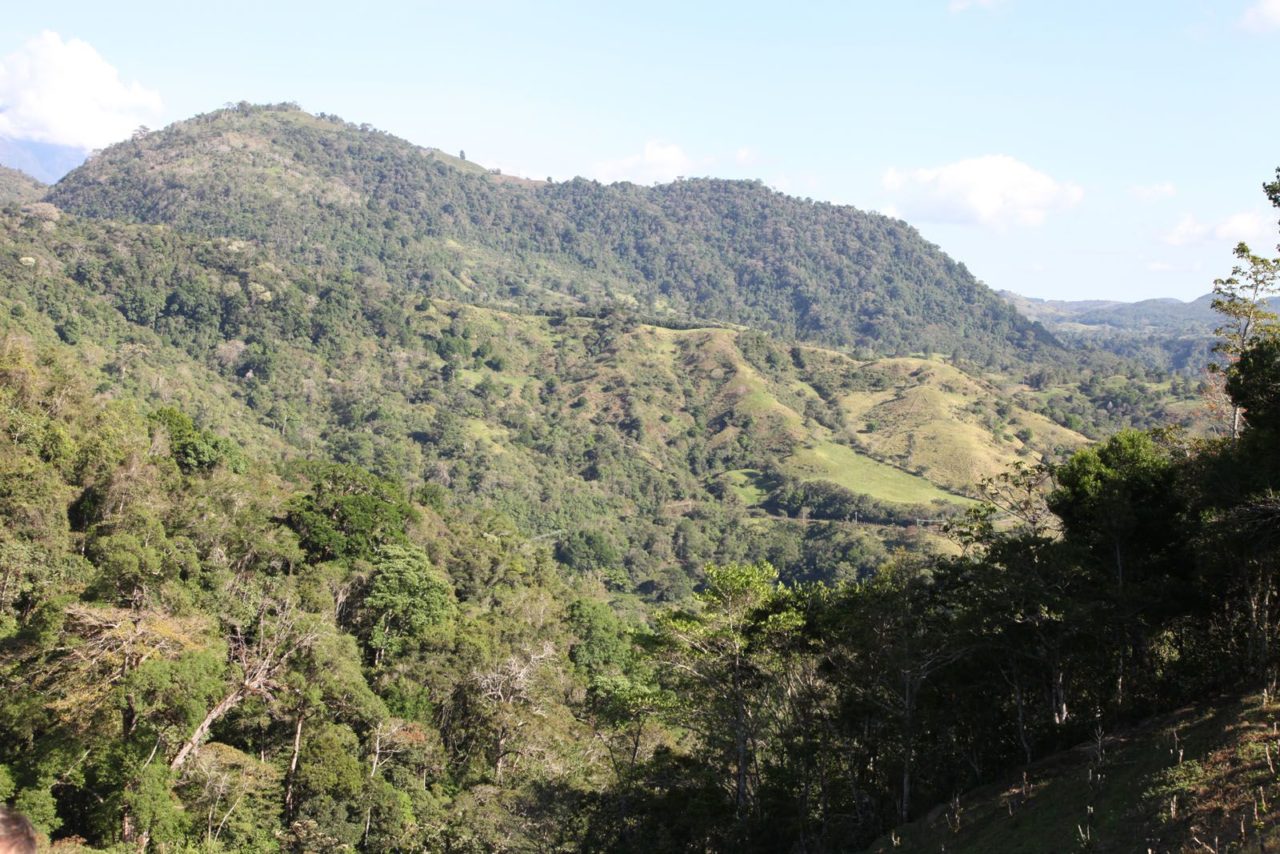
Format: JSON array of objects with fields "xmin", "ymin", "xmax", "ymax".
[{"xmin": 1211, "ymin": 242, "xmax": 1280, "ymax": 437}]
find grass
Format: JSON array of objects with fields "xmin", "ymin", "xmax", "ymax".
[
  {"xmin": 786, "ymin": 440, "xmax": 973, "ymax": 507},
  {"xmin": 836, "ymin": 357, "xmax": 1086, "ymax": 492},
  {"xmin": 722, "ymin": 469, "xmax": 771, "ymax": 506}
]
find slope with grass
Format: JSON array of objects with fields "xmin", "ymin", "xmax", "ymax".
[
  {"xmin": 835, "ymin": 357, "xmax": 1085, "ymax": 492},
  {"xmin": 869, "ymin": 693, "xmax": 1280, "ymax": 853}
]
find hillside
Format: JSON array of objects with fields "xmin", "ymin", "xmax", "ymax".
[
  {"xmin": 2, "ymin": 95, "xmax": 1279, "ymax": 853},
  {"xmin": 47, "ymin": 103, "xmax": 1063, "ymax": 371},
  {"xmin": 870, "ymin": 693, "xmax": 1280, "ymax": 853},
  {"xmin": 0, "ymin": 203, "xmax": 1095, "ymax": 596},
  {"xmin": 0, "ymin": 164, "xmax": 44, "ymax": 205}
]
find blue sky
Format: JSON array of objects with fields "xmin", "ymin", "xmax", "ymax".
[{"xmin": 1, "ymin": 1, "xmax": 1278, "ymax": 301}]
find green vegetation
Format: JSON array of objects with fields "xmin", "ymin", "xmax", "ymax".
[
  {"xmin": 49, "ymin": 103, "xmax": 1075, "ymax": 373},
  {"xmin": 870, "ymin": 695, "xmax": 1280, "ymax": 852},
  {"xmin": 0, "ymin": 102, "xmax": 1275, "ymax": 853},
  {"xmin": 0, "ymin": 165, "xmax": 44, "ymax": 205},
  {"xmin": 0, "ymin": 200, "xmax": 1091, "ymax": 595},
  {"xmin": 787, "ymin": 439, "xmax": 968, "ymax": 506}
]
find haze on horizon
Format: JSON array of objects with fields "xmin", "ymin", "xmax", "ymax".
[{"xmin": 0, "ymin": 0, "xmax": 1277, "ymax": 304}]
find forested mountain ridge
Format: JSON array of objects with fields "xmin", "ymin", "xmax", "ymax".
[
  {"xmin": 46, "ymin": 102, "xmax": 1062, "ymax": 370},
  {"xmin": 1002, "ymin": 291, "xmax": 1219, "ymax": 331}
]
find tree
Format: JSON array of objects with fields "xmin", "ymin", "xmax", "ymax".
[
  {"xmin": 651, "ymin": 562, "xmax": 801, "ymax": 832},
  {"xmin": 169, "ymin": 598, "xmax": 316, "ymax": 773},
  {"xmin": 1227, "ymin": 336, "xmax": 1280, "ymax": 438},
  {"xmin": 824, "ymin": 557, "xmax": 961, "ymax": 823},
  {"xmin": 1211, "ymin": 242, "xmax": 1280, "ymax": 437},
  {"xmin": 362, "ymin": 545, "xmax": 456, "ymax": 667},
  {"xmin": 285, "ymin": 463, "xmax": 414, "ymax": 563}
]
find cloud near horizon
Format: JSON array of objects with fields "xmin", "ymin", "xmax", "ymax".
[
  {"xmin": 882, "ymin": 154, "xmax": 1083, "ymax": 229},
  {"xmin": 591, "ymin": 140, "xmax": 704, "ymax": 185},
  {"xmin": 1242, "ymin": 0, "xmax": 1280, "ymax": 31},
  {"xmin": 0, "ymin": 31, "xmax": 162, "ymax": 150},
  {"xmin": 1162, "ymin": 210, "xmax": 1273, "ymax": 247}
]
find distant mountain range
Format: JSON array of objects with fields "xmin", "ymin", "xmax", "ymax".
[
  {"xmin": 1000, "ymin": 290, "xmax": 1219, "ymax": 332},
  {"xmin": 0, "ymin": 137, "xmax": 88, "ymax": 184},
  {"xmin": 999, "ymin": 289, "xmax": 1280, "ymax": 373}
]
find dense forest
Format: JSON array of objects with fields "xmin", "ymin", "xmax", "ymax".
[{"xmin": 0, "ymin": 103, "xmax": 1277, "ymax": 851}]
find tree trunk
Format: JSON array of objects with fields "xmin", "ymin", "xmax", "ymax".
[
  {"xmin": 1014, "ymin": 681, "xmax": 1032, "ymax": 766},
  {"xmin": 734, "ymin": 669, "xmax": 749, "ymax": 820},
  {"xmin": 284, "ymin": 713, "xmax": 305, "ymax": 820},
  {"xmin": 170, "ymin": 686, "xmax": 246, "ymax": 771}
]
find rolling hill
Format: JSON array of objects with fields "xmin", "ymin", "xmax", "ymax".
[
  {"xmin": 0, "ymin": 200, "xmax": 1088, "ymax": 595},
  {"xmin": 0, "ymin": 100, "xmax": 1272, "ymax": 854}
]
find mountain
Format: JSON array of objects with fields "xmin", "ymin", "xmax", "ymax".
[
  {"xmin": 0, "ymin": 164, "xmax": 45, "ymax": 204},
  {"xmin": 999, "ymin": 290, "xmax": 1280, "ymax": 374},
  {"xmin": 1003, "ymin": 290, "xmax": 1220, "ymax": 333},
  {"xmin": 48, "ymin": 102, "xmax": 1062, "ymax": 371}
]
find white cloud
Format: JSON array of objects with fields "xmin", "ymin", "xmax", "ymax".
[
  {"xmin": 1242, "ymin": 0, "xmax": 1280, "ymax": 31},
  {"xmin": 1162, "ymin": 210, "xmax": 1273, "ymax": 246},
  {"xmin": 1146, "ymin": 261, "xmax": 1177, "ymax": 273},
  {"xmin": 734, "ymin": 146, "xmax": 758, "ymax": 167},
  {"xmin": 1130, "ymin": 181, "xmax": 1177, "ymax": 201},
  {"xmin": 591, "ymin": 140, "xmax": 704, "ymax": 185},
  {"xmin": 0, "ymin": 31, "xmax": 162, "ymax": 150},
  {"xmin": 1162, "ymin": 214, "xmax": 1208, "ymax": 247},
  {"xmin": 881, "ymin": 154, "xmax": 1083, "ymax": 229},
  {"xmin": 948, "ymin": 0, "xmax": 1002, "ymax": 11},
  {"xmin": 1215, "ymin": 210, "xmax": 1273, "ymax": 243}
]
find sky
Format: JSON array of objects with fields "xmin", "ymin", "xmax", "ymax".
[{"xmin": 1, "ymin": 1, "xmax": 1278, "ymax": 302}]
